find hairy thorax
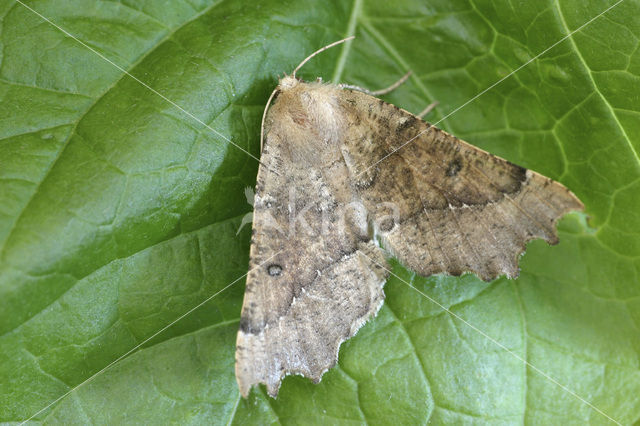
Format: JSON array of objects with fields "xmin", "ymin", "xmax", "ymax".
[{"xmin": 268, "ymin": 78, "xmax": 345, "ymax": 166}]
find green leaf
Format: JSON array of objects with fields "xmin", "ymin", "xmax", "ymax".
[{"xmin": 1, "ymin": 0, "xmax": 639, "ymax": 424}]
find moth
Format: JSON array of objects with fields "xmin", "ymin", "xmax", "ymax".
[{"xmin": 235, "ymin": 38, "xmax": 583, "ymax": 398}]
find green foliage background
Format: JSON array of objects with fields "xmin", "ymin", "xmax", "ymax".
[{"xmin": 1, "ymin": 0, "xmax": 639, "ymax": 423}]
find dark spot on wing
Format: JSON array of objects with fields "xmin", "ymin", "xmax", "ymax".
[
  {"xmin": 268, "ymin": 264, "xmax": 283, "ymax": 276},
  {"xmin": 239, "ymin": 315, "xmax": 263, "ymax": 334},
  {"xmin": 396, "ymin": 116, "xmax": 417, "ymax": 135},
  {"xmin": 506, "ymin": 161, "xmax": 528, "ymax": 182},
  {"xmin": 446, "ymin": 159, "xmax": 462, "ymax": 177}
]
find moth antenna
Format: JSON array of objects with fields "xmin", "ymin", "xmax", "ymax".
[
  {"xmin": 292, "ymin": 36, "xmax": 355, "ymax": 78},
  {"xmin": 370, "ymin": 71, "xmax": 412, "ymax": 96},
  {"xmin": 260, "ymin": 87, "xmax": 280, "ymax": 152},
  {"xmin": 340, "ymin": 71, "xmax": 412, "ymax": 96},
  {"xmin": 417, "ymin": 101, "xmax": 439, "ymax": 119}
]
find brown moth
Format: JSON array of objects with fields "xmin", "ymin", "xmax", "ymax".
[{"xmin": 235, "ymin": 38, "xmax": 583, "ymax": 398}]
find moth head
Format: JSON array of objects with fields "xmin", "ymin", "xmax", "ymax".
[{"xmin": 279, "ymin": 75, "xmax": 299, "ymax": 91}]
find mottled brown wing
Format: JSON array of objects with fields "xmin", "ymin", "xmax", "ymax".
[
  {"xmin": 235, "ymin": 85, "xmax": 389, "ymax": 398},
  {"xmin": 338, "ymin": 89, "xmax": 584, "ymax": 281}
]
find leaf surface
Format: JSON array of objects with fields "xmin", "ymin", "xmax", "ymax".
[{"xmin": 1, "ymin": 0, "xmax": 639, "ymax": 424}]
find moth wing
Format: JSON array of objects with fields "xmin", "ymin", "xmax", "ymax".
[
  {"xmin": 235, "ymin": 93, "xmax": 389, "ymax": 398},
  {"xmin": 338, "ymin": 90, "xmax": 583, "ymax": 281}
]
